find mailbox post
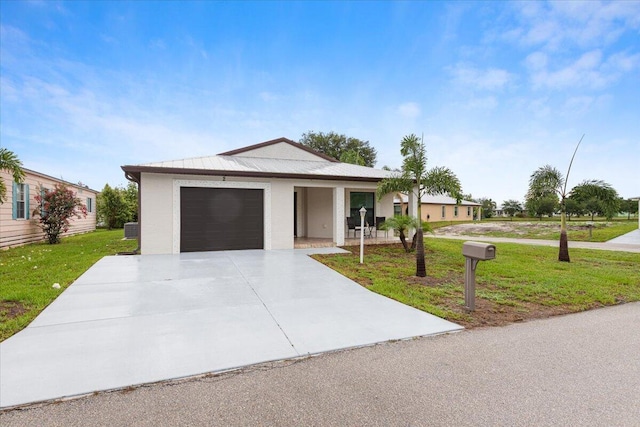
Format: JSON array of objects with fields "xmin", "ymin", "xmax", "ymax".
[{"xmin": 462, "ymin": 241, "xmax": 496, "ymax": 311}]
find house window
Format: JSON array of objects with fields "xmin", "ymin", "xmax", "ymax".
[
  {"xmin": 350, "ymin": 192, "xmax": 375, "ymax": 225},
  {"xmin": 441, "ymin": 205, "xmax": 446, "ymax": 219},
  {"xmin": 87, "ymin": 197, "xmax": 93, "ymax": 213},
  {"xmin": 454, "ymin": 206, "xmax": 459, "ymax": 217},
  {"xmin": 467, "ymin": 206, "xmax": 471, "ymax": 216},
  {"xmin": 12, "ymin": 182, "xmax": 29, "ymax": 220},
  {"xmin": 394, "ymin": 205, "xmax": 402, "ymax": 217}
]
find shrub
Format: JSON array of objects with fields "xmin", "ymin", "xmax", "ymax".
[{"xmin": 33, "ymin": 184, "xmax": 87, "ymax": 244}]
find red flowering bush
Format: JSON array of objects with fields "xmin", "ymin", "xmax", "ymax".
[{"xmin": 33, "ymin": 183, "xmax": 87, "ymax": 244}]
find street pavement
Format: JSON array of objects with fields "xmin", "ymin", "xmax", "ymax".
[{"xmin": 2, "ymin": 302, "xmax": 639, "ymax": 426}]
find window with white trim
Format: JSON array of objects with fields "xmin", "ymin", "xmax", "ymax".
[
  {"xmin": 86, "ymin": 197, "xmax": 93, "ymax": 213},
  {"xmin": 467, "ymin": 206, "xmax": 471, "ymax": 216},
  {"xmin": 13, "ymin": 182, "xmax": 29, "ymax": 220}
]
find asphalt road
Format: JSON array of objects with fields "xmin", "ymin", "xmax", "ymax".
[{"xmin": 2, "ymin": 302, "xmax": 639, "ymax": 427}]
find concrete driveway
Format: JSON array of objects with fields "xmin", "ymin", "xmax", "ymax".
[{"xmin": 0, "ymin": 248, "xmax": 461, "ymax": 408}]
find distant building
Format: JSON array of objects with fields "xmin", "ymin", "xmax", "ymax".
[
  {"xmin": 393, "ymin": 194, "xmax": 481, "ymax": 222},
  {"xmin": 0, "ymin": 168, "xmax": 97, "ymax": 248}
]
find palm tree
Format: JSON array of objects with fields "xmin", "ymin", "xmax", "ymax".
[
  {"xmin": 377, "ymin": 134, "xmax": 462, "ymax": 277},
  {"xmin": 527, "ymin": 135, "xmax": 583, "ymax": 262},
  {"xmin": 0, "ymin": 148, "xmax": 26, "ymax": 204},
  {"xmin": 380, "ymin": 215, "xmax": 430, "ymax": 253}
]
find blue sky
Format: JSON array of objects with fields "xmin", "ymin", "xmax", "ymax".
[{"xmin": 1, "ymin": 1, "xmax": 639, "ymax": 205}]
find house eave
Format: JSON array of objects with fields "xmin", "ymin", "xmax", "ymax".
[{"xmin": 121, "ymin": 165, "xmax": 387, "ymax": 183}]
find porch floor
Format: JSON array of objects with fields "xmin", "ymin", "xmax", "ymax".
[{"xmin": 294, "ymin": 234, "xmax": 398, "ymax": 249}]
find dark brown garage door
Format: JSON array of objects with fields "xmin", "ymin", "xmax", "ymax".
[{"xmin": 180, "ymin": 187, "xmax": 264, "ymax": 252}]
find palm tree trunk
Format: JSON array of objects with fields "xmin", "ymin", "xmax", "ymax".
[
  {"xmin": 399, "ymin": 232, "xmax": 410, "ymax": 253},
  {"xmin": 558, "ymin": 210, "xmax": 570, "ymax": 262},
  {"xmin": 415, "ymin": 227, "xmax": 426, "ymax": 277}
]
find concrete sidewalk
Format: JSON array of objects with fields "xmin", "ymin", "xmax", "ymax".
[
  {"xmin": 427, "ymin": 228, "xmax": 640, "ymax": 253},
  {"xmin": 0, "ymin": 248, "xmax": 461, "ymax": 408},
  {"xmin": 2, "ymin": 302, "xmax": 638, "ymax": 426}
]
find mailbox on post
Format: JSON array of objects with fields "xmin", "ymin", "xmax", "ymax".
[{"xmin": 462, "ymin": 242, "xmax": 496, "ymax": 311}]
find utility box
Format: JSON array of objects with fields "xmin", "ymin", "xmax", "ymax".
[
  {"xmin": 124, "ymin": 222, "xmax": 138, "ymax": 239},
  {"xmin": 462, "ymin": 241, "xmax": 496, "ymax": 311},
  {"xmin": 462, "ymin": 242, "xmax": 496, "ymax": 260}
]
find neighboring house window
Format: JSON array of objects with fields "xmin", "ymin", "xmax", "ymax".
[
  {"xmin": 394, "ymin": 205, "xmax": 402, "ymax": 217},
  {"xmin": 12, "ymin": 182, "xmax": 29, "ymax": 220},
  {"xmin": 467, "ymin": 206, "xmax": 471, "ymax": 216},
  {"xmin": 441, "ymin": 205, "xmax": 446, "ymax": 219},
  {"xmin": 454, "ymin": 206, "xmax": 458, "ymax": 217},
  {"xmin": 86, "ymin": 197, "xmax": 93, "ymax": 213},
  {"xmin": 350, "ymin": 192, "xmax": 375, "ymax": 225}
]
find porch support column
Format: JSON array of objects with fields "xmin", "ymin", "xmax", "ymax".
[
  {"xmin": 408, "ymin": 187, "xmax": 419, "ymax": 219},
  {"xmin": 333, "ymin": 186, "xmax": 345, "ymax": 246}
]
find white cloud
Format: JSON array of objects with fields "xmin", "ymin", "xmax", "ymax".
[
  {"xmin": 526, "ymin": 49, "xmax": 639, "ymax": 90},
  {"xmin": 449, "ymin": 64, "xmax": 513, "ymax": 90},
  {"xmin": 506, "ymin": 1, "xmax": 640, "ymax": 50},
  {"xmin": 397, "ymin": 102, "xmax": 421, "ymax": 119}
]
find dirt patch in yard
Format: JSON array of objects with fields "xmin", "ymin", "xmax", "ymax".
[
  {"xmin": 0, "ymin": 301, "xmax": 28, "ymax": 320},
  {"xmin": 432, "ymin": 220, "xmax": 614, "ymax": 240}
]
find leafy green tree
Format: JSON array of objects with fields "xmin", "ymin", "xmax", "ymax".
[
  {"xmin": 564, "ymin": 198, "xmax": 585, "ymax": 219},
  {"xmin": 377, "ymin": 134, "xmax": 462, "ymax": 277},
  {"xmin": 477, "ymin": 198, "xmax": 497, "ymax": 218},
  {"xmin": 620, "ymin": 198, "xmax": 639, "ymax": 220},
  {"xmin": 299, "ymin": 131, "xmax": 377, "ymax": 167},
  {"xmin": 97, "ymin": 183, "xmax": 139, "ymax": 229},
  {"xmin": 32, "ymin": 183, "xmax": 87, "ymax": 244},
  {"xmin": 525, "ymin": 194, "xmax": 559, "ymax": 220},
  {"xmin": 123, "ymin": 182, "xmax": 139, "ymax": 222},
  {"xmin": 502, "ymin": 199, "xmax": 523, "ymax": 220},
  {"xmin": 98, "ymin": 184, "xmax": 128, "ymax": 229},
  {"xmin": 570, "ymin": 180, "xmax": 620, "ymax": 220},
  {"xmin": 0, "ymin": 148, "xmax": 26, "ymax": 204}
]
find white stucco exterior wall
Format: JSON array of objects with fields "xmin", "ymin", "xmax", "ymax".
[
  {"xmin": 140, "ymin": 173, "xmax": 176, "ymax": 254},
  {"xmin": 306, "ymin": 187, "xmax": 334, "ymax": 238},
  {"xmin": 270, "ymin": 181, "xmax": 294, "ymax": 249},
  {"xmin": 138, "ymin": 172, "xmax": 393, "ymax": 254}
]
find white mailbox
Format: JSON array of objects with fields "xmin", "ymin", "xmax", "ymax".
[{"xmin": 462, "ymin": 242, "xmax": 496, "ymax": 260}]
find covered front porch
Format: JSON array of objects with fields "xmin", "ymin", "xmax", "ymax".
[{"xmin": 292, "ymin": 183, "xmax": 402, "ymax": 248}]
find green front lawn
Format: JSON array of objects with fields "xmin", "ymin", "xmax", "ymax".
[
  {"xmin": 0, "ymin": 230, "xmax": 137, "ymax": 342},
  {"xmin": 313, "ymin": 239, "xmax": 640, "ymax": 328}
]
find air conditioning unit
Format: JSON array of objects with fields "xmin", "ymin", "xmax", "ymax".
[{"xmin": 124, "ymin": 222, "xmax": 138, "ymax": 239}]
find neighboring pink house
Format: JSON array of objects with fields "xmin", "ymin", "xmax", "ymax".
[{"xmin": 0, "ymin": 168, "xmax": 97, "ymax": 249}]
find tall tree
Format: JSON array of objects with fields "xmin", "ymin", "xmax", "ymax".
[
  {"xmin": 377, "ymin": 134, "xmax": 462, "ymax": 277},
  {"xmin": 0, "ymin": 148, "xmax": 26, "ymax": 204},
  {"xmin": 502, "ymin": 199, "xmax": 523, "ymax": 219},
  {"xmin": 299, "ymin": 131, "xmax": 377, "ymax": 167},
  {"xmin": 98, "ymin": 184, "xmax": 128, "ymax": 229},
  {"xmin": 527, "ymin": 135, "xmax": 583, "ymax": 262}
]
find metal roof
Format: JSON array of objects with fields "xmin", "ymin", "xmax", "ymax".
[{"xmin": 123, "ymin": 154, "xmax": 395, "ymax": 182}]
